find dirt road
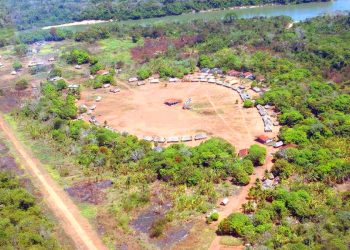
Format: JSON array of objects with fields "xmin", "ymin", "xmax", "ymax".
[
  {"xmin": 209, "ymin": 147, "xmax": 276, "ymax": 250},
  {"xmin": 0, "ymin": 115, "xmax": 107, "ymax": 250}
]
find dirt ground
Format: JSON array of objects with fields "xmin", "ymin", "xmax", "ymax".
[{"xmin": 79, "ymin": 81, "xmax": 279, "ymax": 150}]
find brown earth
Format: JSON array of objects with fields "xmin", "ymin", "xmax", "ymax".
[
  {"xmin": 79, "ymin": 81, "xmax": 279, "ymax": 150},
  {"xmin": 0, "ymin": 115, "xmax": 107, "ymax": 250}
]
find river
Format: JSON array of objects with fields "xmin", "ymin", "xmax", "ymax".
[{"xmin": 122, "ymin": 0, "xmax": 350, "ymax": 25}]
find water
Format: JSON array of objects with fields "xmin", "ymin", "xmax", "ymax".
[
  {"xmin": 236, "ymin": 0, "xmax": 350, "ymax": 21},
  {"xmin": 123, "ymin": 0, "xmax": 350, "ymax": 25}
]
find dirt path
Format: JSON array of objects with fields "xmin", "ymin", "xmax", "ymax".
[
  {"xmin": 209, "ymin": 147, "xmax": 276, "ymax": 250},
  {"xmin": 0, "ymin": 115, "xmax": 107, "ymax": 250}
]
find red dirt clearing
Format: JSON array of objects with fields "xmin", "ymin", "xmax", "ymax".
[{"xmin": 79, "ymin": 82, "xmax": 279, "ymax": 149}]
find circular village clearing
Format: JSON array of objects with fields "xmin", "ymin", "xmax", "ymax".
[{"xmin": 78, "ymin": 72, "xmax": 280, "ymax": 151}]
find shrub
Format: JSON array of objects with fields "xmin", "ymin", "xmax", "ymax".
[
  {"xmin": 90, "ymin": 62, "xmax": 104, "ymax": 75},
  {"xmin": 48, "ymin": 67, "xmax": 62, "ymax": 79},
  {"xmin": 15, "ymin": 79, "xmax": 28, "ymax": 90},
  {"xmin": 218, "ymin": 213, "xmax": 252, "ymax": 237},
  {"xmin": 243, "ymin": 99, "xmax": 254, "ymax": 108},
  {"xmin": 93, "ymin": 81, "xmax": 103, "ymax": 89},
  {"xmin": 137, "ymin": 68, "xmax": 152, "ymax": 80},
  {"xmin": 12, "ymin": 61, "xmax": 22, "ymax": 71},
  {"xmin": 210, "ymin": 212, "xmax": 219, "ymax": 221},
  {"xmin": 56, "ymin": 79, "xmax": 67, "ymax": 90},
  {"xmin": 66, "ymin": 48, "xmax": 90, "ymax": 65}
]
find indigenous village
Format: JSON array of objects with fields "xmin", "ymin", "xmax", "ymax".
[{"xmin": 0, "ymin": 2, "xmax": 349, "ymax": 250}]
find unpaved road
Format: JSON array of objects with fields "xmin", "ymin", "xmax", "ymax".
[
  {"xmin": 0, "ymin": 115, "xmax": 107, "ymax": 250},
  {"xmin": 209, "ymin": 147, "xmax": 276, "ymax": 250}
]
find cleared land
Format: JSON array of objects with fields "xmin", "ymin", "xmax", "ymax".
[{"xmin": 79, "ymin": 81, "xmax": 279, "ymax": 150}]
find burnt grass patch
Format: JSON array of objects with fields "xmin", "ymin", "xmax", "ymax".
[
  {"xmin": 131, "ymin": 187, "xmax": 193, "ymax": 249},
  {"xmin": 0, "ymin": 156, "xmax": 24, "ymax": 175},
  {"xmin": 65, "ymin": 180, "xmax": 113, "ymax": 205}
]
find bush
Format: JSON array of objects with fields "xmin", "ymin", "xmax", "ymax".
[
  {"xmin": 90, "ymin": 62, "xmax": 104, "ymax": 75},
  {"xmin": 15, "ymin": 79, "xmax": 28, "ymax": 90},
  {"xmin": 137, "ymin": 68, "xmax": 152, "ymax": 80},
  {"xmin": 56, "ymin": 79, "xmax": 67, "ymax": 90},
  {"xmin": 218, "ymin": 213, "xmax": 253, "ymax": 237},
  {"xmin": 12, "ymin": 61, "xmax": 22, "ymax": 71},
  {"xmin": 48, "ymin": 67, "xmax": 62, "ymax": 79},
  {"xmin": 66, "ymin": 48, "xmax": 90, "ymax": 65},
  {"xmin": 210, "ymin": 212, "xmax": 219, "ymax": 221},
  {"xmin": 243, "ymin": 99, "xmax": 254, "ymax": 108},
  {"xmin": 93, "ymin": 81, "xmax": 103, "ymax": 89},
  {"xmin": 246, "ymin": 144, "xmax": 266, "ymax": 166}
]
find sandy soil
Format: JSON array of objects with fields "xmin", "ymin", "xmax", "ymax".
[
  {"xmin": 79, "ymin": 81, "xmax": 279, "ymax": 150},
  {"xmin": 0, "ymin": 115, "xmax": 107, "ymax": 250},
  {"xmin": 42, "ymin": 20, "xmax": 112, "ymax": 30}
]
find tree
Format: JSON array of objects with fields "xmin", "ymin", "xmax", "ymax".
[
  {"xmin": 279, "ymin": 109, "xmax": 303, "ymax": 126},
  {"xmin": 246, "ymin": 144, "xmax": 266, "ymax": 166},
  {"xmin": 218, "ymin": 213, "xmax": 253, "ymax": 237},
  {"xmin": 223, "ymin": 12, "xmax": 238, "ymax": 24}
]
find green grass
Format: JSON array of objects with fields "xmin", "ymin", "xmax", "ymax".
[
  {"xmin": 39, "ymin": 43, "xmax": 56, "ymax": 55},
  {"xmin": 219, "ymin": 236, "xmax": 243, "ymax": 246},
  {"xmin": 97, "ymin": 37, "xmax": 139, "ymax": 65},
  {"xmin": 79, "ymin": 203, "xmax": 98, "ymax": 220}
]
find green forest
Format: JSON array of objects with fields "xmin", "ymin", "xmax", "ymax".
[
  {"xmin": 0, "ymin": 0, "xmax": 329, "ymax": 29},
  {"xmin": 6, "ymin": 12, "xmax": 348, "ymax": 249}
]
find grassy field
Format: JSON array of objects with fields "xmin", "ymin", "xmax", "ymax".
[{"xmin": 96, "ymin": 37, "xmax": 140, "ymax": 65}]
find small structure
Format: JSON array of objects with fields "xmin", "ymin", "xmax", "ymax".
[
  {"xmin": 68, "ymin": 84, "xmax": 79, "ymax": 90},
  {"xmin": 256, "ymin": 75, "xmax": 266, "ymax": 82},
  {"xmin": 143, "ymin": 136, "xmax": 154, "ymax": 142},
  {"xmin": 194, "ymin": 133, "xmax": 208, "ymax": 141},
  {"xmin": 75, "ymin": 65, "xmax": 82, "ymax": 69},
  {"xmin": 181, "ymin": 135, "xmax": 193, "ymax": 142},
  {"xmin": 10, "ymin": 71, "xmax": 17, "ymax": 75},
  {"xmin": 95, "ymin": 96, "xmax": 102, "ymax": 102},
  {"xmin": 169, "ymin": 78, "xmax": 179, "ymax": 83},
  {"xmin": 49, "ymin": 76, "xmax": 62, "ymax": 82},
  {"xmin": 208, "ymin": 78, "xmax": 216, "ymax": 84},
  {"xmin": 137, "ymin": 81, "xmax": 145, "ymax": 86},
  {"xmin": 128, "ymin": 77, "xmax": 138, "ymax": 82},
  {"xmin": 150, "ymin": 79, "xmax": 160, "ymax": 84},
  {"xmin": 154, "ymin": 137, "xmax": 166, "ymax": 143},
  {"xmin": 201, "ymin": 68, "xmax": 210, "ymax": 74},
  {"xmin": 243, "ymin": 72, "xmax": 254, "ymax": 80},
  {"xmin": 252, "ymin": 87, "xmax": 262, "ymax": 93},
  {"xmin": 262, "ymin": 179, "xmax": 274, "ymax": 190},
  {"xmin": 238, "ymin": 149, "xmax": 249, "ymax": 158},
  {"xmin": 103, "ymin": 83, "xmax": 111, "ymax": 88},
  {"xmin": 164, "ymin": 98, "xmax": 182, "ymax": 106},
  {"xmin": 153, "ymin": 146, "xmax": 164, "ymax": 153},
  {"xmin": 89, "ymin": 104, "xmax": 97, "ymax": 110},
  {"xmin": 110, "ymin": 88, "xmax": 120, "ymax": 93},
  {"xmin": 48, "ymin": 57, "xmax": 55, "ymax": 62},
  {"xmin": 221, "ymin": 198, "xmax": 229, "ymax": 206},
  {"xmin": 96, "ymin": 70, "xmax": 109, "ymax": 76},
  {"xmin": 228, "ymin": 70, "xmax": 241, "ymax": 77},
  {"xmin": 167, "ymin": 136, "xmax": 180, "ymax": 143},
  {"xmin": 183, "ymin": 98, "xmax": 192, "ymax": 110},
  {"xmin": 257, "ymin": 135, "xmax": 273, "ymax": 144},
  {"xmin": 274, "ymin": 141, "xmax": 284, "ymax": 148}
]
